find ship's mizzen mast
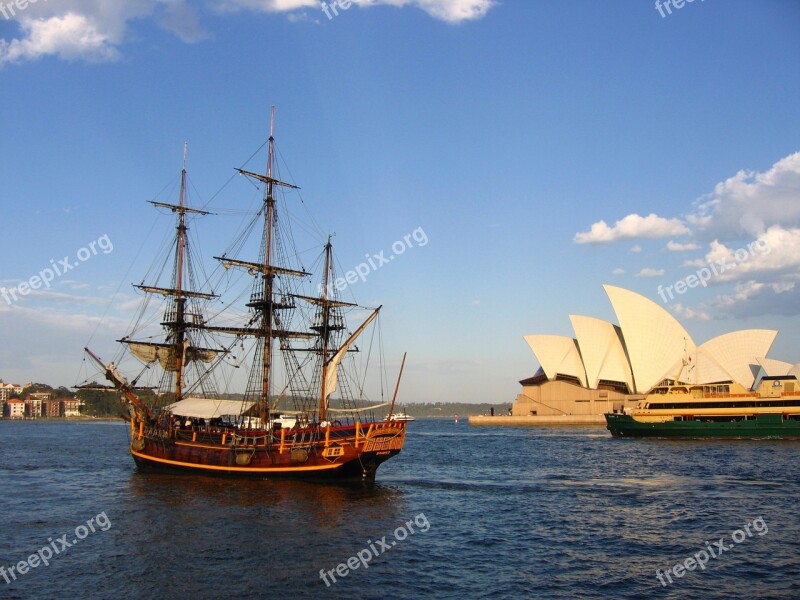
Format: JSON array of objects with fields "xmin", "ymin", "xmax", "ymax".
[{"xmin": 318, "ymin": 237, "xmax": 333, "ymax": 420}]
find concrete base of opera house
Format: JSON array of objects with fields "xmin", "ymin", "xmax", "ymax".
[
  {"xmin": 469, "ymin": 414, "xmax": 606, "ymax": 426},
  {"xmin": 471, "ymin": 378, "xmax": 645, "ymax": 427}
]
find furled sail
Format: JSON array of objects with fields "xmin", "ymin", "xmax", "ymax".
[
  {"xmin": 164, "ymin": 397, "xmax": 255, "ymax": 419},
  {"xmin": 125, "ymin": 341, "xmax": 223, "ymax": 372}
]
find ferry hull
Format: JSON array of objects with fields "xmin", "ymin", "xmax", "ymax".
[{"xmin": 605, "ymin": 413, "xmax": 800, "ymax": 439}]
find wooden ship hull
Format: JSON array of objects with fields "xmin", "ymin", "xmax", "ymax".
[{"xmin": 128, "ymin": 419, "xmax": 406, "ymax": 481}]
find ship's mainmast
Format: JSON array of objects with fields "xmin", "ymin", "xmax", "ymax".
[
  {"xmin": 173, "ymin": 142, "xmax": 189, "ymax": 400},
  {"xmin": 216, "ymin": 107, "xmax": 311, "ymax": 422},
  {"xmin": 259, "ymin": 110, "xmax": 277, "ymax": 416}
]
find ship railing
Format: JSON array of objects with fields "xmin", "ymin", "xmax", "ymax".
[
  {"xmin": 361, "ymin": 424, "xmax": 406, "ymax": 453},
  {"xmin": 142, "ymin": 424, "xmax": 173, "ymax": 441},
  {"xmin": 230, "ymin": 433, "xmax": 272, "ymax": 448}
]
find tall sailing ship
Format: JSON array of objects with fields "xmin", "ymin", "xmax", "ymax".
[{"xmin": 83, "ymin": 108, "xmax": 407, "ymax": 481}]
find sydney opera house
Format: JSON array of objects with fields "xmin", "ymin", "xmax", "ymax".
[{"xmin": 513, "ymin": 285, "xmax": 800, "ymax": 421}]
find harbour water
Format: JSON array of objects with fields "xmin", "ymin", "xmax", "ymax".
[{"xmin": 1, "ymin": 419, "xmax": 798, "ymax": 598}]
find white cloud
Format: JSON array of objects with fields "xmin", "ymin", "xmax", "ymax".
[
  {"xmin": 0, "ymin": 13, "xmax": 120, "ymax": 66},
  {"xmin": 574, "ymin": 213, "xmax": 689, "ymax": 244},
  {"xmin": 12, "ymin": 289, "xmax": 108, "ymax": 305},
  {"xmin": 60, "ymin": 280, "xmax": 91, "ymax": 291},
  {"xmin": 0, "ymin": 1, "xmax": 187, "ymax": 66},
  {"xmin": 635, "ymin": 267, "xmax": 665, "ymax": 278},
  {"xmin": 0, "ymin": 302, "xmax": 128, "ymax": 331},
  {"xmin": 219, "ymin": 0, "xmax": 495, "ymax": 22},
  {"xmin": 578, "ymin": 151, "xmax": 800, "ymax": 318},
  {"xmin": 611, "ymin": 267, "xmax": 625, "ymax": 275},
  {"xmin": 682, "ymin": 258, "xmax": 706, "ymax": 268},
  {"xmin": 158, "ymin": 1, "xmax": 209, "ymax": 42},
  {"xmin": 0, "ymin": 0, "xmax": 492, "ymax": 66},
  {"xmin": 399, "ymin": 0, "xmax": 495, "ymax": 22},
  {"xmin": 657, "ymin": 227, "xmax": 800, "ymax": 320},
  {"xmin": 702, "ymin": 227, "xmax": 800, "ymax": 284},
  {"xmin": 671, "ymin": 303, "xmax": 712, "ymax": 321},
  {"xmin": 666, "ymin": 240, "xmax": 699, "ymax": 252},
  {"xmin": 630, "ymin": 244, "xmax": 642, "ymax": 253},
  {"xmin": 689, "ymin": 151, "xmax": 800, "ymax": 240}
]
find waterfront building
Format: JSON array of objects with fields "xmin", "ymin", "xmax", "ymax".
[
  {"xmin": 60, "ymin": 398, "xmax": 81, "ymax": 417},
  {"xmin": 25, "ymin": 397, "xmax": 43, "ymax": 418},
  {"xmin": 44, "ymin": 399, "xmax": 62, "ymax": 417},
  {"xmin": 6, "ymin": 399, "xmax": 25, "ymax": 419},
  {"xmin": 0, "ymin": 383, "xmax": 21, "ymax": 401}
]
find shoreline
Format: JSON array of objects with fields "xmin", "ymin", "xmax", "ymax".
[{"xmin": 0, "ymin": 416, "xmax": 123, "ymax": 423}]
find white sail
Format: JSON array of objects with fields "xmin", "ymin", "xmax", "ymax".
[
  {"xmin": 322, "ymin": 308, "xmax": 381, "ymax": 399},
  {"xmin": 323, "ymin": 346, "xmax": 347, "ymax": 400}
]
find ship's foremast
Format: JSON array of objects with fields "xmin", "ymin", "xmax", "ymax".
[{"xmin": 126, "ymin": 144, "xmax": 219, "ymax": 403}]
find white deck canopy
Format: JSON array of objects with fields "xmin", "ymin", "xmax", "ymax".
[{"xmin": 165, "ymin": 398, "xmax": 255, "ymax": 419}]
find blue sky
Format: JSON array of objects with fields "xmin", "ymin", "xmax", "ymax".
[{"xmin": 1, "ymin": 0, "xmax": 799, "ymax": 403}]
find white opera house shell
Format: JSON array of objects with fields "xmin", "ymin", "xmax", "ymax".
[{"xmin": 513, "ymin": 285, "xmax": 799, "ymax": 420}]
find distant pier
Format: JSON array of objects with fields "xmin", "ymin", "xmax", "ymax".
[{"xmin": 468, "ymin": 415, "xmax": 606, "ymax": 426}]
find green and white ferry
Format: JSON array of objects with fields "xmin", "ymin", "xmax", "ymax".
[{"xmin": 605, "ymin": 376, "xmax": 800, "ymax": 438}]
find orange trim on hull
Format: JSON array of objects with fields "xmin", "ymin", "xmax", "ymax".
[{"xmin": 130, "ymin": 449, "xmax": 344, "ymax": 473}]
